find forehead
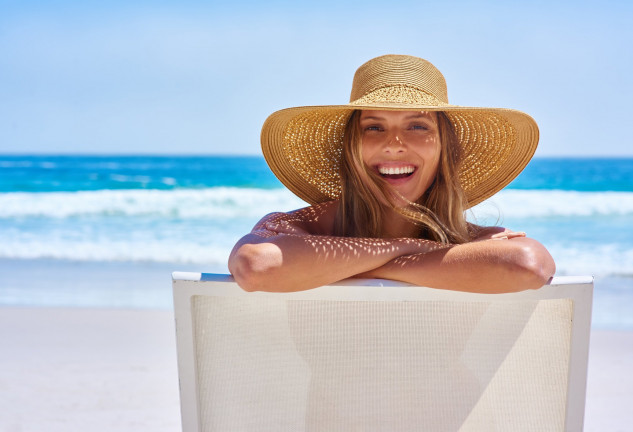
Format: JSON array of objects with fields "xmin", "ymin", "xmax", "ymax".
[{"xmin": 359, "ymin": 110, "xmax": 437, "ymax": 121}]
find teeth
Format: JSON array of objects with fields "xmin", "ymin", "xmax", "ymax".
[{"xmin": 378, "ymin": 166, "xmax": 415, "ymax": 175}]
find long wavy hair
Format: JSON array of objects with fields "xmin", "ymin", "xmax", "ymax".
[{"xmin": 333, "ymin": 110, "xmax": 472, "ymax": 244}]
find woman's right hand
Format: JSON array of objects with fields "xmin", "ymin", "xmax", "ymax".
[{"xmin": 264, "ymin": 221, "xmax": 310, "ymax": 235}]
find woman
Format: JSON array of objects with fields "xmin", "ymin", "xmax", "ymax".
[{"xmin": 229, "ymin": 55, "xmax": 555, "ymax": 293}]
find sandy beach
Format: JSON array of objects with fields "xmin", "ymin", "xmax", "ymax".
[
  {"xmin": 0, "ymin": 305, "xmax": 631, "ymax": 431},
  {"xmin": 0, "ymin": 258, "xmax": 632, "ymax": 431},
  {"xmin": 0, "ymin": 307, "xmax": 180, "ymax": 432}
]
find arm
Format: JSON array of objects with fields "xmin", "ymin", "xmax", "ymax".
[
  {"xmin": 228, "ymin": 208, "xmax": 444, "ymax": 292},
  {"xmin": 229, "ymin": 203, "xmax": 555, "ymax": 293},
  {"xmin": 358, "ymin": 234, "xmax": 556, "ymax": 293}
]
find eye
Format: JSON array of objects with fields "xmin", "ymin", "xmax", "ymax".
[
  {"xmin": 364, "ymin": 125, "xmax": 382, "ymax": 132},
  {"xmin": 410, "ymin": 123, "xmax": 429, "ymax": 131}
]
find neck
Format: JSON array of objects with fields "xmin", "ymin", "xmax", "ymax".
[{"xmin": 381, "ymin": 207, "xmax": 419, "ymax": 238}]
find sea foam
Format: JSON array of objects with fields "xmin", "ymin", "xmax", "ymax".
[
  {"xmin": 0, "ymin": 231, "xmax": 630, "ymax": 277},
  {"xmin": 2, "ymin": 188, "xmax": 633, "ymax": 219},
  {"xmin": 1, "ymin": 187, "xmax": 631, "ymax": 277},
  {"xmin": 472, "ymin": 189, "xmax": 633, "ymax": 218},
  {"xmin": 0, "ymin": 187, "xmax": 306, "ymax": 219}
]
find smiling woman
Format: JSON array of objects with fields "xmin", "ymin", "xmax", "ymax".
[
  {"xmin": 338, "ymin": 109, "xmax": 462, "ymax": 241},
  {"xmin": 359, "ymin": 112, "xmax": 440, "ymax": 201},
  {"xmin": 228, "ymin": 54, "xmax": 555, "ymax": 293},
  {"xmin": 358, "ymin": 111, "xmax": 442, "ymax": 225}
]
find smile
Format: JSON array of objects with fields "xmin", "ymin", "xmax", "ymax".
[{"xmin": 376, "ymin": 164, "xmax": 416, "ymax": 179}]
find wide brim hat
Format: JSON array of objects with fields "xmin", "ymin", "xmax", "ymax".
[{"xmin": 261, "ymin": 55, "xmax": 538, "ymax": 208}]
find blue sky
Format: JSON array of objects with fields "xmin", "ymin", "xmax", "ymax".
[{"xmin": 1, "ymin": 0, "xmax": 631, "ymax": 156}]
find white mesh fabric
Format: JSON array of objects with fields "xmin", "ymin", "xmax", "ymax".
[{"xmin": 192, "ymin": 296, "xmax": 572, "ymax": 432}]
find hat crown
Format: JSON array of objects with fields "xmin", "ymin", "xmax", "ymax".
[{"xmin": 349, "ymin": 55, "xmax": 449, "ymax": 104}]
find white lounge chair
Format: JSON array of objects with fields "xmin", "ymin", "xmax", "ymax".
[{"xmin": 172, "ymin": 274, "xmax": 593, "ymax": 432}]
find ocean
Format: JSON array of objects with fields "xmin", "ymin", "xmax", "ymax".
[{"xmin": 1, "ymin": 155, "xmax": 632, "ymax": 327}]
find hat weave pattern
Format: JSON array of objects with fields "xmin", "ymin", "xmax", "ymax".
[
  {"xmin": 449, "ymin": 111, "xmax": 517, "ymax": 198},
  {"xmin": 350, "ymin": 85, "xmax": 449, "ymax": 107},
  {"xmin": 282, "ymin": 109, "xmax": 349, "ymax": 202},
  {"xmin": 261, "ymin": 55, "xmax": 538, "ymax": 207}
]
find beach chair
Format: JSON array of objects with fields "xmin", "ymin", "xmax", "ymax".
[{"xmin": 172, "ymin": 274, "xmax": 593, "ymax": 432}]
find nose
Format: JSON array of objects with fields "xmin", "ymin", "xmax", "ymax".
[{"xmin": 384, "ymin": 132, "xmax": 406, "ymax": 153}]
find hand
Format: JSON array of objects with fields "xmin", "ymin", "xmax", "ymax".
[
  {"xmin": 490, "ymin": 230, "xmax": 527, "ymax": 240},
  {"xmin": 264, "ymin": 221, "xmax": 310, "ymax": 235}
]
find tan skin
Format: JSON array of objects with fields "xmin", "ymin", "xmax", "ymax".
[{"xmin": 229, "ymin": 110, "xmax": 556, "ymax": 293}]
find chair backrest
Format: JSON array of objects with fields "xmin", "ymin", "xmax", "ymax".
[{"xmin": 172, "ymin": 274, "xmax": 593, "ymax": 432}]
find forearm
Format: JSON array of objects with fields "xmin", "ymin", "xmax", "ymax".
[
  {"xmin": 228, "ymin": 233, "xmax": 444, "ymax": 292},
  {"xmin": 360, "ymin": 238, "xmax": 556, "ymax": 293}
]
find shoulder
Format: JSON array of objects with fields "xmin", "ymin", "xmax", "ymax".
[{"xmin": 253, "ymin": 200, "xmax": 339, "ymax": 235}]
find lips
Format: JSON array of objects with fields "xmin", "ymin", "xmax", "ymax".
[{"xmin": 376, "ymin": 164, "xmax": 416, "ymax": 180}]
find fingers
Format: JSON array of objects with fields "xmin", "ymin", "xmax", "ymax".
[
  {"xmin": 264, "ymin": 222, "xmax": 308, "ymax": 235},
  {"xmin": 491, "ymin": 231, "xmax": 526, "ymax": 240}
]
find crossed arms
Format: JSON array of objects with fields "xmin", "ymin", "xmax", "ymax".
[{"xmin": 228, "ymin": 205, "xmax": 556, "ymax": 294}]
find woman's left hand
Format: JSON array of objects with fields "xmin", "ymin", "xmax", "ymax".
[
  {"xmin": 472, "ymin": 226, "xmax": 527, "ymax": 241},
  {"xmin": 490, "ymin": 230, "xmax": 527, "ymax": 240}
]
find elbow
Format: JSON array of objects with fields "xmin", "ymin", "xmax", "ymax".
[
  {"xmin": 511, "ymin": 241, "xmax": 556, "ymax": 290},
  {"xmin": 228, "ymin": 255, "xmax": 259, "ymax": 292},
  {"xmin": 228, "ymin": 243, "xmax": 282, "ymax": 292}
]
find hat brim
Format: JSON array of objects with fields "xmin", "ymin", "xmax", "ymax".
[{"xmin": 261, "ymin": 103, "xmax": 538, "ymax": 208}]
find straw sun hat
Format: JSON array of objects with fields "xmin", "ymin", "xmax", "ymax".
[{"xmin": 261, "ymin": 54, "xmax": 538, "ymax": 208}]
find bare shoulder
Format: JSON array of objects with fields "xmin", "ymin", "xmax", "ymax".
[
  {"xmin": 291, "ymin": 200, "xmax": 339, "ymax": 235},
  {"xmin": 252, "ymin": 200, "xmax": 339, "ymax": 235}
]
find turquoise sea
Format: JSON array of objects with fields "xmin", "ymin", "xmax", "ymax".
[{"xmin": 1, "ymin": 155, "xmax": 632, "ymax": 328}]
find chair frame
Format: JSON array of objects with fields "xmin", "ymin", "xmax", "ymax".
[{"xmin": 172, "ymin": 273, "xmax": 593, "ymax": 432}]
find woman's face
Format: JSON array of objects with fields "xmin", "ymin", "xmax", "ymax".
[{"xmin": 359, "ymin": 110, "xmax": 441, "ymax": 204}]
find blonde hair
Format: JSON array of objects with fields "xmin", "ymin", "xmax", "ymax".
[{"xmin": 333, "ymin": 110, "xmax": 472, "ymax": 244}]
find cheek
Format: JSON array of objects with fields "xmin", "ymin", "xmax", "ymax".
[
  {"xmin": 360, "ymin": 139, "xmax": 378, "ymax": 165},
  {"xmin": 417, "ymin": 135, "xmax": 441, "ymax": 161}
]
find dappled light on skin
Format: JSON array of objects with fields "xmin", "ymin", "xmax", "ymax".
[
  {"xmin": 229, "ymin": 196, "xmax": 554, "ymax": 293},
  {"xmin": 254, "ymin": 202, "xmax": 450, "ymax": 265},
  {"xmin": 252, "ymin": 203, "xmax": 332, "ymax": 238},
  {"xmin": 360, "ymin": 110, "xmax": 441, "ymax": 206},
  {"xmin": 283, "ymin": 236, "xmax": 444, "ymax": 264}
]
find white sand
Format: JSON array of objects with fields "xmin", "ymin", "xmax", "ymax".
[
  {"xmin": 0, "ymin": 308, "xmax": 180, "ymax": 432},
  {"xmin": 585, "ymin": 330, "xmax": 633, "ymax": 431},
  {"xmin": 0, "ymin": 307, "xmax": 631, "ymax": 431}
]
